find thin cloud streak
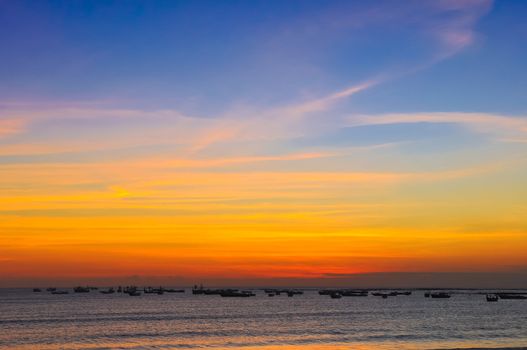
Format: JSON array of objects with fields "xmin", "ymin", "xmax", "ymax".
[
  {"xmin": 429, "ymin": 0, "xmax": 493, "ymax": 59},
  {"xmin": 0, "ymin": 118, "xmax": 27, "ymax": 139},
  {"xmin": 187, "ymin": 79, "xmax": 378, "ymax": 153},
  {"xmin": 346, "ymin": 112, "xmax": 527, "ymax": 139}
]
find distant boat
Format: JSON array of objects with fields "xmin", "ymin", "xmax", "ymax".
[
  {"xmin": 126, "ymin": 287, "xmax": 141, "ymax": 296},
  {"xmin": 143, "ymin": 287, "xmax": 165, "ymax": 294},
  {"xmin": 51, "ymin": 290, "xmax": 69, "ymax": 295},
  {"xmin": 424, "ymin": 292, "xmax": 431, "ymax": 297},
  {"xmin": 204, "ymin": 289, "xmax": 223, "ymax": 295},
  {"xmin": 192, "ymin": 284, "xmax": 205, "ymax": 294},
  {"xmin": 393, "ymin": 291, "xmax": 411, "ymax": 296},
  {"xmin": 33, "ymin": 288, "xmax": 42, "ymax": 292},
  {"xmin": 220, "ymin": 290, "xmax": 255, "ymax": 297},
  {"xmin": 498, "ymin": 293, "xmax": 527, "ymax": 300},
  {"xmin": 164, "ymin": 288, "xmax": 185, "ymax": 293},
  {"xmin": 264, "ymin": 289, "xmax": 302, "ymax": 296},
  {"xmin": 73, "ymin": 286, "xmax": 90, "ymax": 293},
  {"xmin": 430, "ymin": 292, "xmax": 451, "ymax": 299},
  {"xmin": 46, "ymin": 287, "xmax": 56, "ymax": 292},
  {"xmin": 268, "ymin": 293, "xmax": 275, "ymax": 297},
  {"xmin": 100, "ymin": 288, "xmax": 115, "ymax": 294},
  {"xmin": 341, "ymin": 290, "xmax": 368, "ymax": 297},
  {"xmin": 330, "ymin": 293, "xmax": 342, "ymax": 299},
  {"xmin": 486, "ymin": 294, "xmax": 498, "ymax": 302}
]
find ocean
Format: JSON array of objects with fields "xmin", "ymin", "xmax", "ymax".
[{"xmin": 1, "ymin": 288, "xmax": 526, "ymax": 350}]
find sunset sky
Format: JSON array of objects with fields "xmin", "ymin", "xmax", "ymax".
[{"xmin": 1, "ymin": 0, "xmax": 527, "ymax": 287}]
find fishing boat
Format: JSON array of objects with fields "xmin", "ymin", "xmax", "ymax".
[
  {"xmin": 192, "ymin": 284, "xmax": 205, "ymax": 294},
  {"xmin": 430, "ymin": 292, "xmax": 451, "ymax": 299},
  {"xmin": 33, "ymin": 288, "xmax": 42, "ymax": 292},
  {"xmin": 143, "ymin": 287, "xmax": 165, "ymax": 294},
  {"xmin": 392, "ymin": 291, "xmax": 411, "ymax": 296},
  {"xmin": 220, "ymin": 290, "xmax": 255, "ymax": 297},
  {"xmin": 100, "ymin": 288, "xmax": 115, "ymax": 294},
  {"xmin": 486, "ymin": 294, "xmax": 498, "ymax": 302},
  {"xmin": 73, "ymin": 286, "xmax": 90, "ymax": 293},
  {"xmin": 124, "ymin": 286, "xmax": 141, "ymax": 296},
  {"xmin": 342, "ymin": 291, "xmax": 368, "ymax": 297},
  {"xmin": 498, "ymin": 293, "xmax": 527, "ymax": 300},
  {"xmin": 330, "ymin": 292, "xmax": 342, "ymax": 299},
  {"xmin": 51, "ymin": 290, "xmax": 69, "ymax": 295}
]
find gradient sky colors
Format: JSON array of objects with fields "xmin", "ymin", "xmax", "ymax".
[{"xmin": 1, "ymin": 0, "xmax": 527, "ymax": 287}]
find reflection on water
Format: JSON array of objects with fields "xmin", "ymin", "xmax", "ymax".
[{"xmin": 1, "ymin": 289, "xmax": 526, "ymax": 349}]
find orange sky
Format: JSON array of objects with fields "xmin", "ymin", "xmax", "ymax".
[{"xmin": 1, "ymin": 157, "xmax": 527, "ymax": 286}]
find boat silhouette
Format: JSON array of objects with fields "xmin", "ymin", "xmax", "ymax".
[
  {"xmin": 330, "ymin": 292, "xmax": 342, "ymax": 299},
  {"xmin": 100, "ymin": 288, "xmax": 115, "ymax": 294},
  {"xmin": 486, "ymin": 294, "xmax": 498, "ymax": 302},
  {"xmin": 430, "ymin": 292, "xmax": 451, "ymax": 299},
  {"xmin": 498, "ymin": 293, "xmax": 527, "ymax": 300},
  {"xmin": 51, "ymin": 290, "xmax": 69, "ymax": 295},
  {"xmin": 220, "ymin": 290, "xmax": 255, "ymax": 297}
]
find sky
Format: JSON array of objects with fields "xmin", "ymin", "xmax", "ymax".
[{"xmin": 1, "ymin": 0, "xmax": 527, "ymax": 288}]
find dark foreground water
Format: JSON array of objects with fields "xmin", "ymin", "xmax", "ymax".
[{"xmin": 1, "ymin": 288, "xmax": 526, "ymax": 350}]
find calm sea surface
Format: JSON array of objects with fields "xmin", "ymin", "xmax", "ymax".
[{"xmin": 1, "ymin": 288, "xmax": 526, "ymax": 350}]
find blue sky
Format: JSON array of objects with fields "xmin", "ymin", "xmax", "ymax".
[{"xmin": 1, "ymin": 0, "xmax": 525, "ymax": 115}]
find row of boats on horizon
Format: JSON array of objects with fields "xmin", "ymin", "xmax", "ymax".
[{"xmin": 30, "ymin": 285, "xmax": 527, "ymax": 301}]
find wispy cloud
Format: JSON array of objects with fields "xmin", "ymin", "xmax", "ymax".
[
  {"xmin": 428, "ymin": 0, "xmax": 493, "ymax": 59},
  {"xmin": 346, "ymin": 112, "xmax": 527, "ymax": 140},
  {"xmin": 279, "ymin": 80, "xmax": 379, "ymax": 119},
  {"xmin": 0, "ymin": 118, "xmax": 26, "ymax": 139},
  {"xmin": 187, "ymin": 79, "xmax": 378, "ymax": 153}
]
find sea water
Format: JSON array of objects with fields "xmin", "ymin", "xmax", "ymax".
[{"xmin": 1, "ymin": 289, "xmax": 526, "ymax": 350}]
